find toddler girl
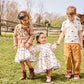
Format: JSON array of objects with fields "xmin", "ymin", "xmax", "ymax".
[{"xmin": 33, "ymin": 32, "xmax": 61, "ymax": 83}]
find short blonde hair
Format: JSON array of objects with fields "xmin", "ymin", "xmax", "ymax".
[{"xmin": 66, "ymin": 6, "xmax": 76, "ymax": 15}]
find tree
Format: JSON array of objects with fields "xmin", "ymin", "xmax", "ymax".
[
  {"xmin": 51, "ymin": 16, "xmax": 66, "ymax": 27},
  {"xmin": 6, "ymin": 1, "xmax": 18, "ymax": 22},
  {"xmin": 0, "ymin": 0, "xmax": 5, "ymax": 35},
  {"xmin": 34, "ymin": 0, "xmax": 44, "ymax": 25},
  {"xmin": 0, "ymin": 0, "xmax": 1, "ymax": 35},
  {"xmin": 44, "ymin": 19, "xmax": 50, "ymax": 27},
  {"xmin": 24, "ymin": 0, "xmax": 33, "ymax": 21},
  {"xmin": 35, "ymin": 13, "xmax": 42, "ymax": 24}
]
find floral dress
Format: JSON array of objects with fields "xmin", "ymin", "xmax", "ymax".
[
  {"xmin": 33, "ymin": 43, "xmax": 61, "ymax": 73},
  {"xmin": 15, "ymin": 45, "xmax": 37, "ymax": 63},
  {"xmin": 14, "ymin": 24, "xmax": 37, "ymax": 63}
]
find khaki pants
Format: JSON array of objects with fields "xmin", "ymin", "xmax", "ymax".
[{"xmin": 64, "ymin": 43, "xmax": 81, "ymax": 74}]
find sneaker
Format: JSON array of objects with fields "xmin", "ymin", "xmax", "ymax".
[
  {"xmin": 74, "ymin": 74, "xmax": 79, "ymax": 79},
  {"xmin": 65, "ymin": 72, "xmax": 72, "ymax": 78},
  {"xmin": 46, "ymin": 76, "xmax": 51, "ymax": 83}
]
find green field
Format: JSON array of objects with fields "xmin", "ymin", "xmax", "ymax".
[{"xmin": 0, "ymin": 34, "xmax": 84, "ymax": 84}]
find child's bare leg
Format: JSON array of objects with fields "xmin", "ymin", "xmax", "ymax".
[
  {"xmin": 20, "ymin": 62, "xmax": 27, "ymax": 80},
  {"xmin": 25, "ymin": 60, "xmax": 34, "ymax": 79},
  {"xmin": 47, "ymin": 69, "xmax": 52, "ymax": 77},
  {"xmin": 20, "ymin": 62, "xmax": 26, "ymax": 71},
  {"xmin": 46, "ymin": 69, "xmax": 52, "ymax": 82},
  {"xmin": 25, "ymin": 61, "xmax": 32, "ymax": 68}
]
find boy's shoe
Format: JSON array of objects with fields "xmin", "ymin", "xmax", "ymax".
[
  {"xmin": 46, "ymin": 76, "xmax": 51, "ymax": 83},
  {"xmin": 74, "ymin": 74, "xmax": 80, "ymax": 79},
  {"xmin": 65, "ymin": 72, "xmax": 72, "ymax": 78}
]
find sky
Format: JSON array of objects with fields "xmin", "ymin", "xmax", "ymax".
[{"xmin": 14, "ymin": 0, "xmax": 84, "ymax": 16}]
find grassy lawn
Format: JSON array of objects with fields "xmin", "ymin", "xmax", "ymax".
[{"xmin": 0, "ymin": 34, "xmax": 84, "ymax": 84}]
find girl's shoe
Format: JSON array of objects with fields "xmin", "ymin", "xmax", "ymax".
[
  {"xmin": 46, "ymin": 76, "xmax": 51, "ymax": 83},
  {"xmin": 65, "ymin": 72, "xmax": 72, "ymax": 78},
  {"xmin": 29, "ymin": 68, "xmax": 35, "ymax": 79},
  {"xmin": 20, "ymin": 70, "xmax": 27, "ymax": 80},
  {"xmin": 74, "ymin": 74, "xmax": 79, "ymax": 79}
]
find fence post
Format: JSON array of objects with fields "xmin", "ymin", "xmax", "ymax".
[
  {"xmin": 0, "ymin": 18, "xmax": 1, "ymax": 35},
  {"xmin": 46, "ymin": 24, "xmax": 48, "ymax": 37},
  {"xmin": 0, "ymin": 0, "xmax": 1, "ymax": 35}
]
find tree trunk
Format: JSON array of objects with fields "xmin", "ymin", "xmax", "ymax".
[
  {"xmin": 0, "ymin": 0, "xmax": 1, "ymax": 35},
  {"xmin": 0, "ymin": 18, "xmax": 1, "ymax": 35}
]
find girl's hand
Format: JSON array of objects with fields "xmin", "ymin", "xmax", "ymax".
[
  {"xmin": 14, "ymin": 46, "xmax": 17, "ymax": 50},
  {"xmin": 25, "ymin": 43, "xmax": 30, "ymax": 49}
]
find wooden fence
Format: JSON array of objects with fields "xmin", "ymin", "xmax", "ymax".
[{"xmin": 0, "ymin": 19, "xmax": 61, "ymax": 36}]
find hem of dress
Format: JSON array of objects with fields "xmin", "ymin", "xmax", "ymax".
[
  {"xmin": 34, "ymin": 66, "xmax": 61, "ymax": 74},
  {"xmin": 15, "ymin": 60, "xmax": 37, "ymax": 63}
]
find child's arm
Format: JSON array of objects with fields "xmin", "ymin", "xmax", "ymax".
[
  {"xmin": 25, "ymin": 24, "xmax": 35, "ymax": 49},
  {"xmin": 56, "ymin": 21, "xmax": 65, "ymax": 45},
  {"xmin": 27, "ymin": 24, "xmax": 35, "ymax": 44},
  {"xmin": 78, "ymin": 30, "xmax": 83, "ymax": 49},
  {"xmin": 13, "ymin": 26, "xmax": 18, "ymax": 50},
  {"xmin": 57, "ymin": 31, "xmax": 65, "ymax": 45},
  {"xmin": 78, "ymin": 21, "xmax": 83, "ymax": 49},
  {"xmin": 31, "ymin": 45, "xmax": 40, "ymax": 52},
  {"xmin": 51, "ymin": 43, "xmax": 57, "ymax": 51}
]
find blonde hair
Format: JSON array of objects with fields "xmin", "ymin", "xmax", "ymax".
[
  {"xmin": 18, "ymin": 11, "xmax": 30, "ymax": 24},
  {"xmin": 66, "ymin": 6, "xmax": 76, "ymax": 16}
]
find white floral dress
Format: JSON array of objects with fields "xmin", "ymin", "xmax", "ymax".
[
  {"xmin": 15, "ymin": 44, "xmax": 37, "ymax": 63},
  {"xmin": 33, "ymin": 43, "xmax": 61, "ymax": 73}
]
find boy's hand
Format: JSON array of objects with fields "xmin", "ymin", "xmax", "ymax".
[
  {"xmin": 14, "ymin": 46, "xmax": 17, "ymax": 50},
  {"xmin": 25, "ymin": 43, "xmax": 30, "ymax": 49},
  {"xmin": 57, "ymin": 41, "xmax": 60, "ymax": 45},
  {"xmin": 54, "ymin": 41, "xmax": 60, "ymax": 45},
  {"xmin": 80, "ymin": 43, "xmax": 83, "ymax": 49}
]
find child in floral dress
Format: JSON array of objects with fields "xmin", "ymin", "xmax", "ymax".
[
  {"xmin": 13, "ymin": 11, "xmax": 37, "ymax": 80},
  {"xmin": 33, "ymin": 32, "xmax": 61, "ymax": 83}
]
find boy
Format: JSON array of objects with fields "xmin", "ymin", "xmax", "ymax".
[{"xmin": 57, "ymin": 6, "xmax": 83, "ymax": 79}]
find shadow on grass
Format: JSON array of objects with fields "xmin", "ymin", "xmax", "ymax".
[
  {"xmin": 33, "ymin": 74, "xmax": 46, "ymax": 82},
  {"xmin": 52, "ymin": 73, "xmax": 66, "ymax": 82},
  {"xmin": 33, "ymin": 73, "xmax": 84, "ymax": 83},
  {"xmin": 79, "ymin": 73, "xmax": 84, "ymax": 79},
  {"xmin": 33, "ymin": 73, "xmax": 70, "ymax": 83}
]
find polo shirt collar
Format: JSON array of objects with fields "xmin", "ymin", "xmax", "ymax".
[{"xmin": 67, "ymin": 18, "xmax": 76, "ymax": 23}]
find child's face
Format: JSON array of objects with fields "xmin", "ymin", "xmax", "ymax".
[
  {"xmin": 67, "ymin": 14, "xmax": 75, "ymax": 21},
  {"xmin": 38, "ymin": 34, "xmax": 46, "ymax": 44},
  {"xmin": 21, "ymin": 16, "xmax": 29, "ymax": 25}
]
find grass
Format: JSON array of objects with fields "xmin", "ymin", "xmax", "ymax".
[{"xmin": 0, "ymin": 34, "xmax": 84, "ymax": 84}]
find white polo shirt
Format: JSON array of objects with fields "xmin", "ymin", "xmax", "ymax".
[{"xmin": 61, "ymin": 19, "xmax": 82, "ymax": 43}]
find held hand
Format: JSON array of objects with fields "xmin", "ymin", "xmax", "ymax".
[
  {"xmin": 25, "ymin": 43, "xmax": 30, "ymax": 49},
  {"xmin": 14, "ymin": 46, "xmax": 17, "ymax": 50},
  {"xmin": 57, "ymin": 41, "xmax": 60, "ymax": 45},
  {"xmin": 80, "ymin": 43, "xmax": 83, "ymax": 49},
  {"xmin": 54, "ymin": 41, "xmax": 60, "ymax": 45}
]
